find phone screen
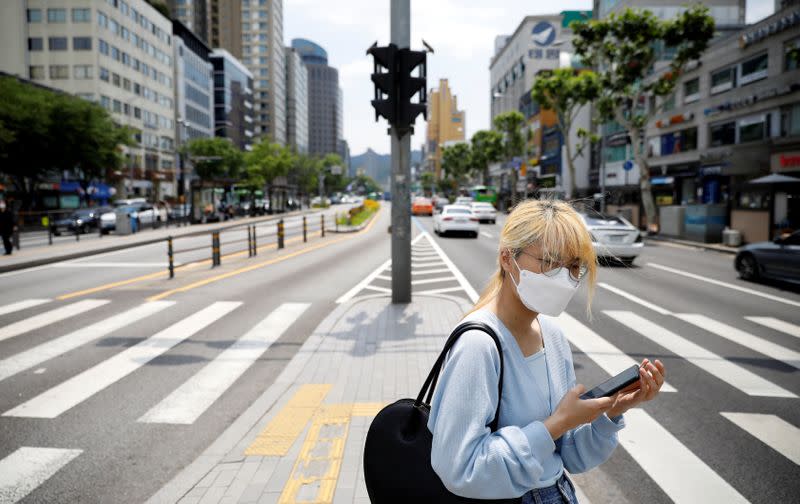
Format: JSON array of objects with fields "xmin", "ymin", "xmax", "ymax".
[{"xmin": 580, "ymin": 365, "xmax": 640, "ymax": 400}]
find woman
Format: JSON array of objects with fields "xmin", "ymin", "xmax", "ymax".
[{"xmin": 427, "ymin": 199, "xmax": 666, "ymax": 503}]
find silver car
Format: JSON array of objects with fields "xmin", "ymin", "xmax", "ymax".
[{"xmin": 580, "ymin": 213, "xmax": 643, "ymax": 265}]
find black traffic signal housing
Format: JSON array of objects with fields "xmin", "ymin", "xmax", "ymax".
[
  {"xmin": 368, "ymin": 43, "xmax": 398, "ymax": 125},
  {"xmin": 396, "ymin": 48, "xmax": 427, "ymax": 133}
]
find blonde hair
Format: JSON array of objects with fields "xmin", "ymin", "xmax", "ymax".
[{"xmin": 466, "ymin": 199, "xmax": 598, "ymax": 316}]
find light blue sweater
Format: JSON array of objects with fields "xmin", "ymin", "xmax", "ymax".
[{"xmin": 427, "ymin": 309, "xmax": 625, "ymax": 499}]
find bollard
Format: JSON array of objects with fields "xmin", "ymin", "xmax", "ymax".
[
  {"xmin": 321, "ymin": 214, "xmax": 325, "ymax": 238},
  {"xmin": 277, "ymin": 219, "xmax": 285, "ymax": 249},
  {"xmin": 247, "ymin": 225, "xmax": 253, "ymax": 257},
  {"xmin": 335, "ymin": 212, "xmax": 339, "ymax": 232},
  {"xmin": 303, "ymin": 216, "xmax": 307, "ymax": 243},
  {"xmin": 252, "ymin": 225, "xmax": 257, "ymax": 256},
  {"xmin": 212, "ymin": 232, "xmax": 221, "ymax": 267},
  {"xmin": 13, "ymin": 228, "xmax": 20, "ymax": 250},
  {"xmin": 167, "ymin": 236, "xmax": 174, "ymax": 279}
]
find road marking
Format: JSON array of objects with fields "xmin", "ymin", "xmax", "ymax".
[
  {"xmin": 58, "ymin": 269, "xmax": 176, "ymax": 300},
  {"xmin": 363, "ymin": 285, "xmax": 391, "ymax": 293},
  {"xmin": 675, "ymin": 314, "xmax": 800, "ymax": 370},
  {"xmin": 720, "ymin": 412, "xmax": 800, "ymax": 465},
  {"xmin": 412, "ymin": 268, "xmax": 451, "ymax": 276},
  {"xmin": 336, "ymin": 259, "xmax": 391, "ymax": 304},
  {"xmin": 422, "ymin": 233, "xmax": 479, "ymax": 303},
  {"xmin": 411, "ymin": 276, "xmax": 458, "ymax": 286},
  {"xmin": 0, "ymin": 299, "xmax": 50, "ymax": 317},
  {"xmin": 604, "ymin": 310, "xmax": 796, "ymax": 398},
  {"xmin": 51, "ymin": 262, "xmax": 180, "ymax": 268},
  {"xmin": 597, "ymin": 282, "xmax": 672, "ymax": 315},
  {"xmin": 245, "ymin": 384, "xmax": 332, "ymax": 456},
  {"xmin": 480, "ymin": 231, "xmax": 493, "ymax": 238},
  {"xmin": 375, "ymin": 275, "xmax": 392, "ymax": 281},
  {"xmin": 411, "ymin": 251, "xmax": 439, "ymax": 258},
  {"xmin": 647, "ymin": 263, "xmax": 800, "ymax": 308},
  {"xmin": 745, "ymin": 316, "xmax": 800, "ymax": 339},
  {"xmin": 411, "ymin": 258, "xmax": 445, "ymax": 265},
  {"xmin": 415, "ymin": 286, "xmax": 469, "ymax": 296},
  {"xmin": 0, "ymin": 447, "xmax": 83, "ymax": 504},
  {"xmin": 0, "ymin": 301, "xmax": 174, "ymax": 382},
  {"xmin": 139, "ymin": 303, "xmax": 310, "ymax": 424},
  {"xmin": 3, "ymin": 302, "xmax": 241, "ymax": 418},
  {"xmin": 0, "ymin": 300, "xmax": 109, "ymax": 343},
  {"xmin": 411, "ymin": 262, "xmax": 447, "ymax": 270},
  {"xmin": 619, "ymin": 409, "xmax": 749, "ymax": 503},
  {"xmin": 556, "ymin": 313, "xmax": 676, "ymax": 392}
]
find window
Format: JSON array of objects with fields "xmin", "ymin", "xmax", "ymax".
[
  {"xmin": 47, "ymin": 8, "xmax": 67, "ymax": 23},
  {"xmin": 660, "ymin": 127, "xmax": 697, "ymax": 155},
  {"xmin": 123, "ymin": 103, "xmax": 130, "ymax": 115},
  {"xmin": 780, "ymin": 104, "xmax": 800, "ymax": 137},
  {"xmin": 113, "ymin": 100, "xmax": 122, "ymax": 113},
  {"xmin": 662, "ymin": 94, "xmax": 675, "ymax": 112},
  {"xmin": 73, "ymin": 37, "xmax": 92, "ymax": 50},
  {"xmin": 99, "ymin": 67, "xmax": 110, "ymax": 82},
  {"xmin": 683, "ymin": 78, "xmax": 700, "ymax": 103},
  {"xmin": 710, "ymin": 66, "xmax": 736, "ymax": 94},
  {"xmin": 49, "ymin": 37, "xmax": 68, "ymax": 51},
  {"xmin": 785, "ymin": 38, "xmax": 800, "ymax": 72},
  {"xmin": 738, "ymin": 115, "xmax": 768, "ymax": 143},
  {"xmin": 739, "ymin": 53, "xmax": 768, "ymax": 85},
  {"xmin": 123, "ymin": 78, "xmax": 131, "ymax": 91},
  {"xmin": 28, "ymin": 38, "xmax": 43, "ymax": 51},
  {"xmin": 49, "ymin": 65, "xmax": 69, "ymax": 79},
  {"xmin": 134, "ymin": 107, "xmax": 141, "ymax": 119},
  {"xmin": 77, "ymin": 93, "xmax": 94, "ymax": 101},
  {"xmin": 72, "ymin": 8, "xmax": 91, "ymax": 22},
  {"xmin": 112, "ymin": 73, "xmax": 121, "ymax": 87},
  {"xmin": 111, "ymin": 46, "xmax": 120, "ymax": 61},
  {"xmin": 29, "ymin": 66, "xmax": 45, "ymax": 79},
  {"xmin": 101, "ymin": 96, "xmax": 111, "ymax": 110},
  {"xmin": 98, "ymin": 11, "xmax": 107, "ymax": 27},
  {"xmin": 27, "ymin": 9, "xmax": 42, "ymax": 22},
  {"xmin": 74, "ymin": 65, "xmax": 93, "ymax": 79},
  {"xmin": 99, "ymin": 39, "xmax": 109, "ymax": 55},
  {"xmin": 710, "ymin": 121, "xmax": 736, "ymax": 146}
]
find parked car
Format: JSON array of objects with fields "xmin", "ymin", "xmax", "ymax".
[
  {"xmin": 470, "ymin": 202, "xmax": 497, "ymax": 224},
  {"xmin": 99, "ymin": 209, "xmax": 117, "ymax": 234},
  {"xmin": 579, "ymin": 213, "xmax": 643, "ymax": 265},
  {"xmin": 311, "ymin": 196, "xmax": 331, "ymax": 207},
  {"xmin": 51, "ymin": 207, "xmax": 111, "ymax": 235},
  {"xmin": 434, "ymin": 205, "xmax": 479, "ymax": 238},
  {"xmin": 412, "ymin": 197, "xmax": 434, "ymax": 216},
  {"xmin": 735, "ymin": 230, "xmax": 800, "ymax": 284}
]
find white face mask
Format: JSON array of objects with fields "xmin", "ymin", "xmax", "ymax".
[{"xmin": 510, "ymin": 255, "xmax": 579, "ymax": 316}]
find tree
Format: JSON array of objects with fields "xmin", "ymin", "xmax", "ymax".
[
  {"xmin": 420, "ymin": 171, "xmax": 435, "ymax": 196},
  {"xmin": 320, "ymin": 153, "xmax": 346, "ymax": 193},
  {"xmin": 571, "ymin": 5, "xmax": 715, "ymax": 228},
  {"xmin": 493, "ymin": 110, "xmax": 526, "ymax": 205},
  {"xmin": 245, "ymin": 140, "xmax": 293, "ymax": 189},
  {"xmin": 288, "ymin": 153, "xmax": 320, "ymax": 199},
  {"xmin": 531, "ymin": 68, "xmax": 601, "ymax": 198},
  {"xmin": 185, "ymin": 137, "xmax": 244, "ymax": 186},
  {"xmin": 352, "ymin": 173, "xmax": 382, "ymax": 195},
  {"xmin": 441, "ymin": 143, "xmax": 472, "ymax": 188},
  {"xmin": 470, "ymin": 130, "xmax": 504, "ymax": 184}
]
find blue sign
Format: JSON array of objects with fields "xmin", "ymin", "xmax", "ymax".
[
  {"xmin": 531, "ymin": 22, "xmax": 556, "ymax": 47},
  {"xmin": 623, "ymin": 160, "xmax": 634, "ymax": 172}
]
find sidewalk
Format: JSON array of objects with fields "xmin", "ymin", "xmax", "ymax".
[
  {"xmin": 647, "ymin": 234, "xmax": 739, "ymax": 255},
  {"xmin": 147, "ymin": 293, "xmax": 593, "ymax": 504}
]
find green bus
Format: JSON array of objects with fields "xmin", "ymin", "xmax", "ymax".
[{"xmin": 470, "ymin": 185, "xmax": 498, "ymax": 206}]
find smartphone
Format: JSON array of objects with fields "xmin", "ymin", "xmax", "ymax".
[{"xmin": 580, "ymin": 365, "xmax": 641, "ymax": 400}]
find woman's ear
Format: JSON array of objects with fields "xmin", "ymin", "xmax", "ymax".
[{"xmin": 499, "ymin": 249, "xmax": 513, "ymax": 275}]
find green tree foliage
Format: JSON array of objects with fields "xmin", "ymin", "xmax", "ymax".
[
  {"xmin": 493, "ymin": 110, "xmax": 526, "ymax": 203},
  {"xmin": 420, "ymin": 171, "xmax": 436, "ymax": 196},
  {"xmin": 441, "ymin": 142, "xmax": 472, "ymax": 187},
  {"xmin": 245, "ymin": 140, "xmax": 292, "ymax": 189},
  {"xmin": 288, "ymin": 153, "xmax": 320, "ymax": 195},
  {"xmin": 352, "ymin": 174, "xmax": 382, "ymax": 194},
  {"xmin": 571, "ymin": 5, "xmax": 714, "ymax": 226},
  {"xmin": 470, "ymin": 130, "xmax": 504, "ymax": 184},
  {"xmin": 184, "ymin": 137, "xmax": 244, "ymax": 185},
  {"xmin": 531, "ymin": 69, "xmax": 601, "ymax": 198},
  {"xmin": 320, "ymin": 153, "xmax": 347, "ymax": 193}
]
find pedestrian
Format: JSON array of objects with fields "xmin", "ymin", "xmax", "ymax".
[
  {"xmin": 427, "ymin": 199, "xmax": 666, "ymax": 503},
  {"xmin": 0, "ymin": 200, "xmax": 17, "ymax": 255}
]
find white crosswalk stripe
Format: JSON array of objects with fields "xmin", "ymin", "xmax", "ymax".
[
  {"xmin": 604, "ymin": 310, "xmax": 796, "ymax": 398},
  {"xmin": 0, "ymin": 299, "xmax": 51, "ymax": 317},
  {"xmin": 0, "ymin": 300, "xmax": 109, "ymax": 343},
  {"xmin": 0, "ymin": 447, "xmax": 82, "ymax": 504},
  {"xmin": 3, "ymin": 302, "xmax": 241, "ymax": 419},
  {"xmin": 744, "ymin": 316, "xmax": 800, "ymax": 339},
  {"xmin": 619, "ymin": 409, "xmax": 750, "ymax": 503},
  {"xmin": 720, "ymin": 412, "xmax": 800, "ymax": 465},
  {"xmin": 0, "ymin": 301, "xmax": 175, "ymax": 383},
  {"xmin": 138, "ymin": 302, "xmax": 310, "ymax": 425}
]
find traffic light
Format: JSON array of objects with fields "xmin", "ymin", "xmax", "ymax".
[
  {"xmin": 368, "ymin": 43, "xmax": 398, "ymax": 124},
  {"xmin": 396, "ymin": 48, "xmax": 427, "ymax": 132}
]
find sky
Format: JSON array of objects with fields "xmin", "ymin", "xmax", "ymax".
[{"xmin": 284, "ymin": 0, "xmax": 777, "ymax": 157}]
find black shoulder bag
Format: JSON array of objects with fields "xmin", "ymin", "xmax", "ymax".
[{"xmin": 363, "ymin": 321, "xmax": 521, "ymax": 503}]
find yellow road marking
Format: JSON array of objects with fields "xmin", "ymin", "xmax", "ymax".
[
  {"xmin": 351, "ymin": 402, "xmax": 387, "ymax": 417},
  {"xmin": 245, "ymin": 384, "xmax": 332, "ymax": 457}
]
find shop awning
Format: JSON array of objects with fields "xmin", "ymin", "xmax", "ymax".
[{"xmin": 748, "ymin": 173, "xmax": 800, "ymax": 184}]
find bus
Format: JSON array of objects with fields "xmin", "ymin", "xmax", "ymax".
[{"xmin": 470, "ymin": 185, "xmax": 498, "ymax": 206}]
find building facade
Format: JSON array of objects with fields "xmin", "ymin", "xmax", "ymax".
[
  {"xmin": 284, "ymin": 46, "xmax": 308, "ymax": 154},
  {"xmin": 425, "ymin": 79, "xmax": 465, "ymax": 180},
  {"xmin": 0, "ymin": 0, "xmax": 178, "ymax": 199},
  {"xmin": 167, "ymin": 0, "xmax": 207, "ymax": 42},
  {"xmin": 210, "ymin": 49, "xmax": 254, "ymax": 151}
]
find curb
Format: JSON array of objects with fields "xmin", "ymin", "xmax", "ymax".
[
  {"xmin": 329, "ymin": 209, "xmax": 379, "ymax": 234},
  {"xmin": 647, "ymin": 235, "xmax": 739, "ymax": 255}
]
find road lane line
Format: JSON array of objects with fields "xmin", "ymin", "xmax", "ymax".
[
  {"xmin": 744, "ymin": 317, "xmax": 800, "ymax": 339},
  {"xmin": 556, "ymin": 313, "xmax": 676, "ymax": 392},
  {"xmin": 480, "ymin": 231, "xmax": 493, "ymax": 238},
  {"xmin": 412, "ymin": 268, "xmax": 451, "ymax": 276},
  {"xmin": 647, "ymin": 263, "xmax": 800, "ymax": 308},
  {"xmin": 604, "ymin": 310, "xmax": 796, "ymax": 398},
  {"xmin": 619, "ymin": 409, "xmax": 749, "ymax": 503},
  {"xmin": 375, "ymin": 275, "xmax": 392, "ymax": 281},
  {"xmin": 51, "ymin": 262, "xmax": 181, "ymax": 268},
  {"xmin": 415, "ymin": 286, "xmax": 468, "ymax": 296},
  {"xmin": 0, "ymin": 301, "xmax": 174, "ymax": 383},
  {"xmin": 720, "ymin": 412, "xmax": 800, "ymax": 465},
  {"xmin": 336, "ymin": 259, "xmax": 391, "ymax": 304},
  {"xmin": 597, "ymin": 282, "xmax": 672, "ymax": 315},
  {"xmin": 0, "ymin": 447, "xmax": 83, "ymax": 503},
  {"xmin": 675, "ymin": 314, "xmax": 800, "ymax": 370},
  {"xmin": 363, "ymin": 285, "xmax": 391, "ymax": 293},
  {"xmin": 139, "ymin": 303, "xmax": 310, "ymax": 424},
  {"xmin": 411, "ymin": 276, "xmax": 458, "ymax": 286},
  {"xmin": 3, "ymin": 302, "xmax": 242, "ymax": 419},
  {"xmin": 0, "ymin": 299, "xmax": 51, "ymax": 317},
  {"xmin": 0, "ymin": 300, "xmax": 109, "ymax": 343},
  {"xmin": 421, "ymin": 233, "xmax": 479, "ymax": 303}
]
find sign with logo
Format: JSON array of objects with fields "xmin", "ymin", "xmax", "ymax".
[
  {"xmin": 531, "ymin": 21, "xmax": 556, "ymax": 47},
  {"xmin": 771, "ymin": 152, "xmax": 800, "ymax": 172},
  {"xmin": 623, "ymin": 160, "xmax": 634, "ymax": 172}
]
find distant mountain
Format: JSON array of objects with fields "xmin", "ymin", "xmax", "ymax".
[{"xmin": 350, "ymin": 148, "xmax": 422, "ymax": 191}]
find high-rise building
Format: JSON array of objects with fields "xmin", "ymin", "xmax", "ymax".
[
  {"xmin": 285, "ymin": 46, "xmax": 308, "ymax": 154},
  {"xmin": 167, "ymin": 0, "xmax": 207, "ymax": 42},
  {"xmin": 0, "ymin": 0, "xmax": 178, "ymax": 199},
  {"xmin": 425, "ymin": 79, "xmax": 466, "ymax": 180},
  {"xmin": 595, "ymin": 0, "xmax": 745, "ymax": 32},
  {"xmin": 210, "ymin": 49, "xmax": 254, "ymax": 151},
  {"xmin": 291, "ymin": 38, "xmax": 342, "ymax": 157},
  {"xmin": 338, "ymin": 139, "xmax": 351, "ymax": 176}
]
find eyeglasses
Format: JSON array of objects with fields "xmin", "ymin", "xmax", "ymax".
[{"xmin": 518, "ymin": 250, "xmax": 588, "ymax": 283}]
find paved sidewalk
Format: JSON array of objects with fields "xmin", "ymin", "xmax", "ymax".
[
  {"xmin": 147, "ymin": 293, "xmax": 593, "ymax": 504},
  {"xmin": 647, "ymin": 234, "xmax": 739, "ymax": 255}
]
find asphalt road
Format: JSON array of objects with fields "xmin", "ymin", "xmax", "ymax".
[{"xmin": 0, "ymin": 204, "xmax": 388, "ymax": 504}]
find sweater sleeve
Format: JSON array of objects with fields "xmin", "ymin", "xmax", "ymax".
[
  {"xmin": 557, "ymin": 331, "xmax": 625, "ymax": 474},
  {"xmin": 427, "ymin": 330, "xmax": 556, "ymax": 499}
]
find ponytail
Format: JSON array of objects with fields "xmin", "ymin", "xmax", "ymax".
[{"xmin": 464, "ymin": 267, "xmax": 504, "ymax": 317}]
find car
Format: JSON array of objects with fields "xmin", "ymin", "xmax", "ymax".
[
  {"xmin": 51, "ymin": 207, "xmax": 111, "ymax": 235},
  {"xmin": 470, "ymin": 202, "xmax": 498, "ymax": 224},
  {"xmin": 431, "ymin": 195, "xmax": 448, "ymax": 212},
  {"xmin": 412, "ymin": 197, "xmax": 434, "ymax": 216},
  {"xmin": 455, "ymin": 196, "xmax": 474, "ymax": 206},
  {"xmin": 735, "ymin": 230, "xmax": 800, "ymax": 284},
  {"xmin": 434, "ymin": 204, "xmax": 479, "ymax": 238},
  {"xmin": 580, "ymin": 213, "xmax": 643, "ymax": 265}
]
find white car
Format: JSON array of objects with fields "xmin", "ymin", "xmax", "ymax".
[
  {"xmin": 580, "ymin": 213, "xmax": 644, "ymax": 265},
  {"xmin": 470, "ymin": 202, "xmax": 497, "ymax": 224},
  {"xmin": 434, "ymin": 205, "xmax": 479, "ymax": 238},
  {"xmin": 454, "ymin": 196, "xmax": 473, "ymax": 206}
]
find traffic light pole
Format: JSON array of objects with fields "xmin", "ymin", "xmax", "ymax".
[{"xmin": 390, "ymin": 0, "xmax": 411, "ymax": 304}]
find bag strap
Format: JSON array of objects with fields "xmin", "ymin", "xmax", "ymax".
[{"xmin": 415, "ymin": 321, "xmax": 505, "ymax": 432}]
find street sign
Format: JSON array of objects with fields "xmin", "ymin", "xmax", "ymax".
[
  {"xmin": 330, "ymin": 165, "xmax": 343, "ymax": 175},
  {"xmin": 623, "ymin": 160, "xmax": 634, "ymax": 171}
]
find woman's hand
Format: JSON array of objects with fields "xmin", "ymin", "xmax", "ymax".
[
  {"xmin": 606, "ymin": 359, "xmax": 666, "ymax": 419},
  {"xmin": 544, "ymin": 385, "xmax": 615, "ymax": 440}
]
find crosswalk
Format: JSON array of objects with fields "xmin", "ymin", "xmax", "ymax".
[{"xmin": 0, "ymin": 280, "xmax": 798, "ymax": 502}]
